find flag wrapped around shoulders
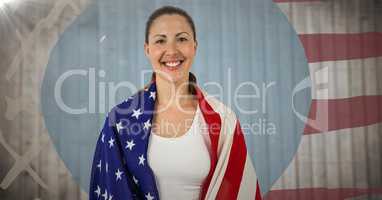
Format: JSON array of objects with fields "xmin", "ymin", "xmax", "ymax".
[{"xmin": 89, "ymin": 80, "xmax": 262, "ymax": 200}]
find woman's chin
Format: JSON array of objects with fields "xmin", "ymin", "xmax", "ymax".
[
  {"xmin": 163, "ymin": 74, "xmax": 185, "ymax": 84},
  {"xmin": 156, "ymin": 69, "xmax": 188, "ymax": 84}
]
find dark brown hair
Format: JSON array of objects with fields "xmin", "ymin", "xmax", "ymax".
[{"xmin": 145, "ymin": 6, "xmax": 197, "ymax": 44}]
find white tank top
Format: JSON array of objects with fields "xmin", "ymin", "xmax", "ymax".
[{"xmin": 147, "ymin": 106, "xmax": 211, "ymax": 200}]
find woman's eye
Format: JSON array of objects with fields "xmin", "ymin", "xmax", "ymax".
[
  {"xmin": 177, "ymin": 37, "xmax": 188, "ymax": 42},
  {"xmin": 155, "ymin": 39, "xmax": 165, "ymax": 44}
]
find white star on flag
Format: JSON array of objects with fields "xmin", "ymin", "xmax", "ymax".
[
  {"xmin": 108, "ymin": 194, "xmax": 113, "ymax": 200},
  {"xmin": 125, "ymin": 139, "xmax": 135, "ymax": 151},
  {"xmin": 143, "ymin": 119, "xmax": 151, "ymax": 130},
  {"xmin": 132, "ymin": 109, "xmax": 143, "ymax": 120},
  {"xmin": 94, "ymin": 185, "xmax": 101, "ymax": 197},
  {"xmin": 105, "ymin": 162, "xmax": 108, "ymax": 173},
  {"xmin": 97, "ymin": 160, "xmax": 102, "ymax": 171},
  {"xmin": 116, "ymin": 121, "xmax": 124, "ymax": 134},
  {"xmin": 115, "ymin": 168, "xmax": 123, "ymax": 181},
  {"xmin": 101, "ymin": 133, "xmax": 105, "ymax": 143},
  {"xmin": 149, "ymin": 91, "xmax": 156, "ymax": 100},
  {"xmin": 102, "ymin": 189, "xmax": 108, "ymax": 200},
  {"xmin": 138, "ymin": 154, "xmax": 145, "ymax": 166},
  {"xmin": 108, "ymin": 137, "xmax": 115, "ymax": 148},
  {"xmin": 133, "ymin": 176, "xmax": 139, "ymax": 184},
  {"xmin": 145, "ymin": 192, "xmax": 154, "ymax": 200}
]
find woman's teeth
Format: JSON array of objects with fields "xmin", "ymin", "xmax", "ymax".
[{"xmin": 164, "ymin": 61, "xmax": 181, "ymax": 67}]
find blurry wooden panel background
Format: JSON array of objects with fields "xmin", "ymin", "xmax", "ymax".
[{"xmin": 0, "ymin": 1, "xmax": 90, "ymax": 199}]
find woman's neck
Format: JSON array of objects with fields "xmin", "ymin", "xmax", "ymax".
[{"xmin": 155, "ymin": 75, "xmax": 195, "ymax": 108}]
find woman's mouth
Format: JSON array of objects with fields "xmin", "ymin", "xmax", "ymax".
[{"xmin": 161, "ymin": 60, "xmax": 184, "ymax": 70}]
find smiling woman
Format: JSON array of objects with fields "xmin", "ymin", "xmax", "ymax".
[
  {"xmin": 89, "ymin": 5, "xmax": 261, "ymax": 200},
  {"xmin": 143, "ymin": 7, "xmax": 198, "ymax": 105},
  {"xmin": 144, "ymin": 9, "xmax": 197, "ymax": 85}
]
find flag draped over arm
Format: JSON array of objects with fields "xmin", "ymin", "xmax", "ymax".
[
  {"xmin": 89, "ymin": 85, "xmax": 160, "ymax": 200},
  {"xmin": 89, "ymin": 116, "xmax": 139, "ymax": 200},
  {"xmin": 196, "ymin": 89, "xmax": 262, "ymax": 200}
]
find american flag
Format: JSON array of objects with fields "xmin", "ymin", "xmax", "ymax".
[
  {"xmin": 89, "ymin": 81, "xmax": 262, "ymax": 200},
  {"xmin": 265, "ymin": 0, "xmax": 382, "ymax": 199}
]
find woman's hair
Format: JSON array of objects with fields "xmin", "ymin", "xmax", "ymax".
[{"xmin": 145, "ymin": 6, "xmax": 196, "ymax": 44}]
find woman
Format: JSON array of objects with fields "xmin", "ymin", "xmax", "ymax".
[{"xmin": 90, "ymin": 6, "xmax": 261, "ymax": 200}]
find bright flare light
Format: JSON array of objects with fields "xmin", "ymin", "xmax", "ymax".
[{"xmin": 0, "ymin": 0, "xmax": 15, "ymax": 8}]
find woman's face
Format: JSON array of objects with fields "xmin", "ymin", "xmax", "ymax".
[{"xmin": 144, "ymin": 14, "xmax": 197, "ymax": 84}]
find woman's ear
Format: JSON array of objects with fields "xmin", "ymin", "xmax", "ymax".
[
  {"xmin": 144, "ymin": 43, "xmax": 149, "ymax": 57},
  {"xmin": 194, "ymin": 40, "xmax": 198, "ymax": 51}
]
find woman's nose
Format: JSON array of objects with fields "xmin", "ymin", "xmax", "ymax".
[{"xmin": 165, "ymin": 41, "xmax": 178, "ymax": 54}]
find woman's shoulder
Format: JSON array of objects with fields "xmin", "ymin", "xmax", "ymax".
[
  {"xmin": 107, "ymin": 90, "xmax": 146, "ymax": 121},
  {"xmin": 200, "ymin": 91, "xmax": 238, "ymax": 122}
]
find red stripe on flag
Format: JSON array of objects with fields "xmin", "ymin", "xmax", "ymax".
[
  {"xmin": 256, "ymin": 181, "xmax": 263, "ymax": 200},
  {"xmin": 274, "ymin": 0, "xmax": 321, "ymax": 2},
  {"xmin": 299, "ymin": 32, "xmax": 382, "ymax": 63},
  {"xmin": 264, "ymin": 187, "xmax": 382, "ymax": 200},
  {"xmin": 216, "ymin": 121, "xmax": 247, "ymax": 200},
  {"xmin": 196, "ymin": 88, "xmax": 221, "ymax": 200},
  {"xmin": 303, "ymin": 95, "xmax": 382, "ymax": 134}
]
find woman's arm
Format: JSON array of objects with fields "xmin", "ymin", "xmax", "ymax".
[{"xmin": 89, "ymin": 116, "xmax": 139, "ymax": 200}]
